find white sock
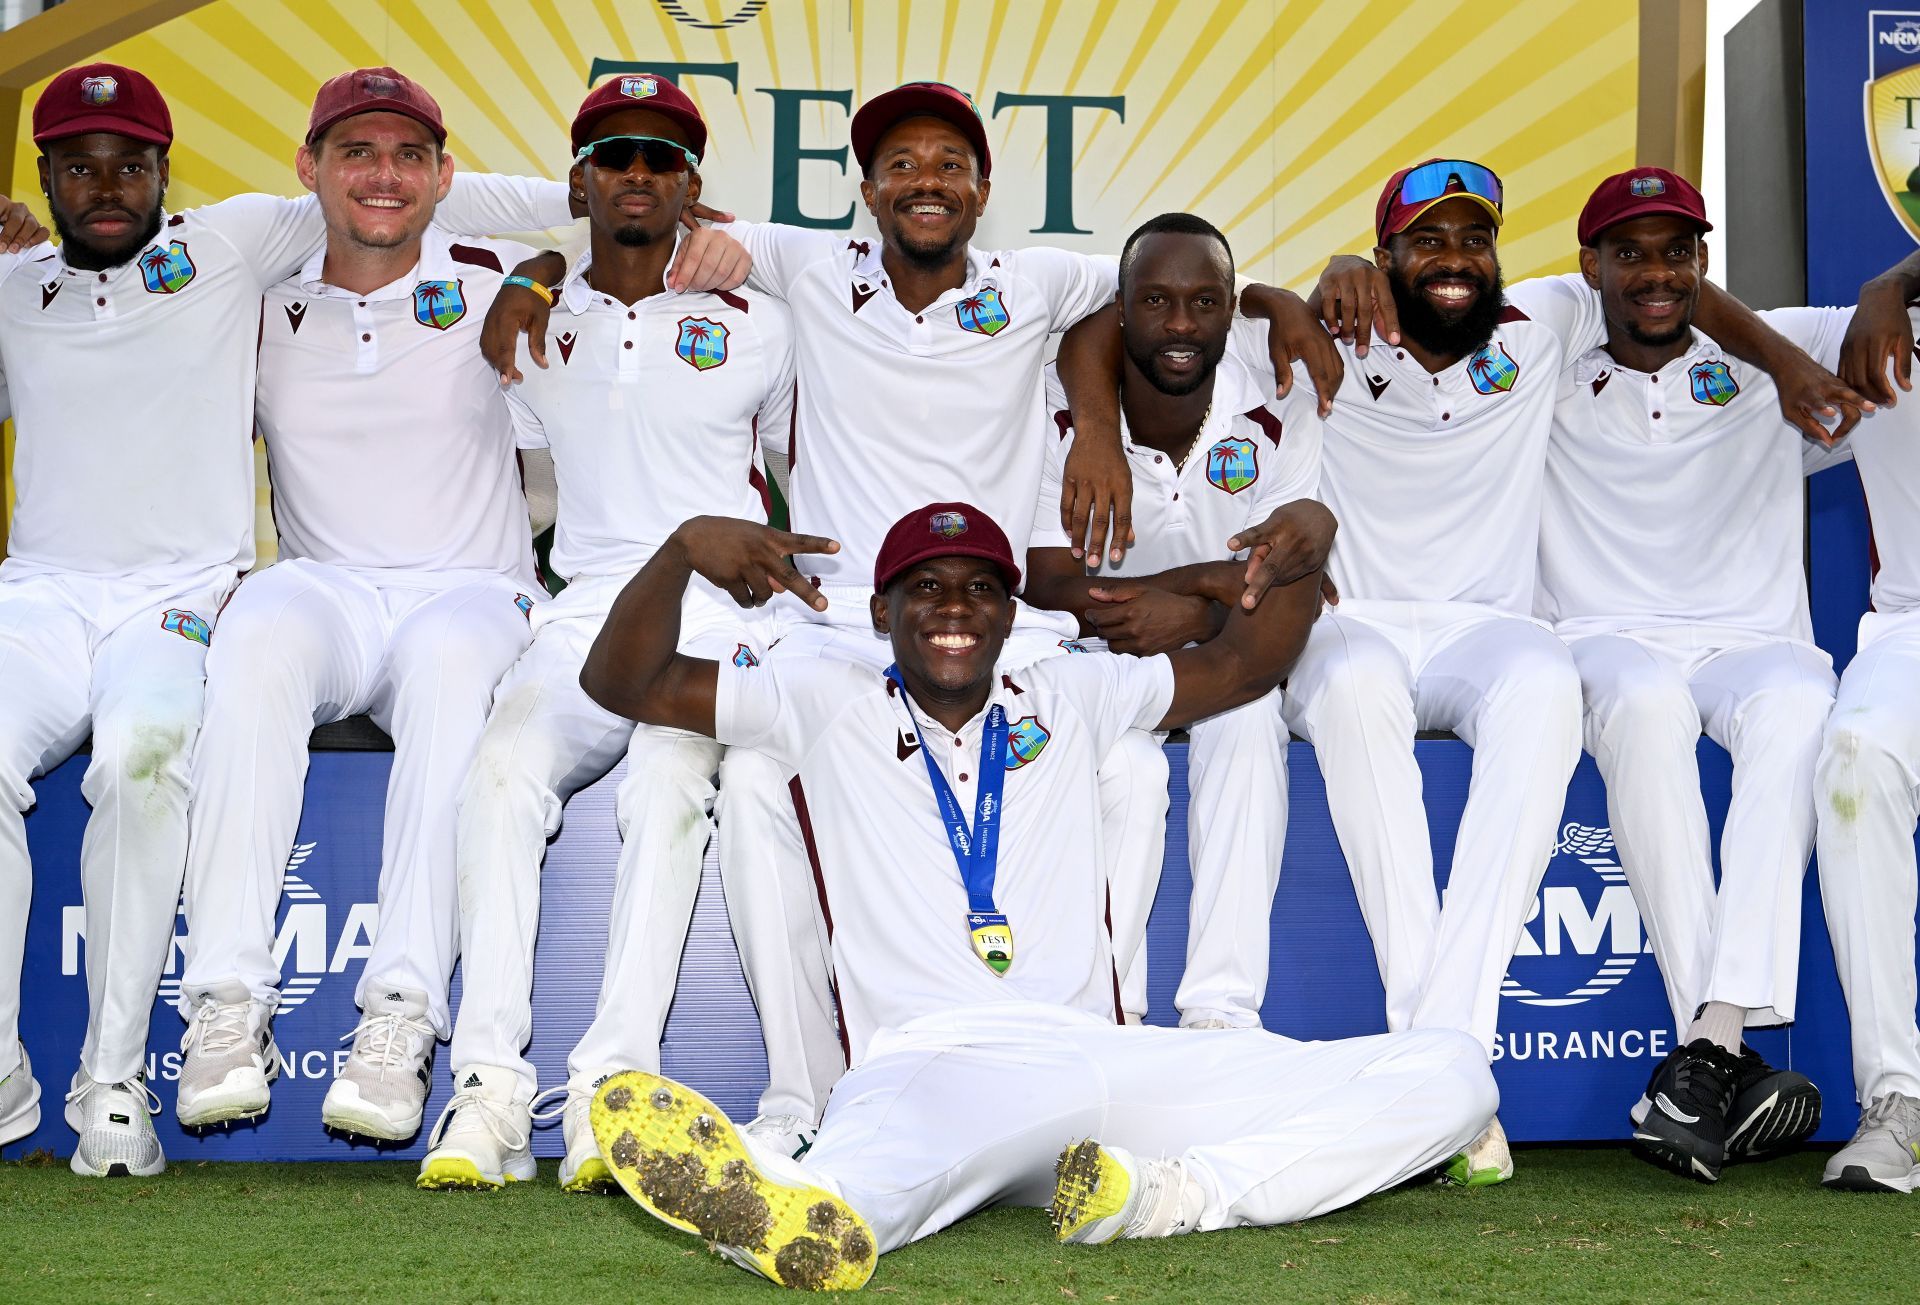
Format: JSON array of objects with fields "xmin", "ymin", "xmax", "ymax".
[{"xmin": 1684, "ymin": 1001, "xmax": 1745, "ymax": 1055}]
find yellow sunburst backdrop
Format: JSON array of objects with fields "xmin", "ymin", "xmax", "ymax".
[{"xmin": 1, "ymin": 0, "xmax": 1643, "ymax": 562}]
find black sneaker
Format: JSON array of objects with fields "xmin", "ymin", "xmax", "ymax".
[
  {"xmin": 1724, "ymin": 1044, "xmax": 1821, "ymax": 1162},
  {"xmin": 1629, "ymin": 1038, "xmax": 1740, "ymax": 1181}
]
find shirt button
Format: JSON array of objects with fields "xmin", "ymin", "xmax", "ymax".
[
  {"xmin": 954, "ymin": 738, "xmax": 963, "ymax": 747},
  {"xmin": 358, "ymin": 300, "xmax": 367, "ymax": 308},
  {"xmin": 1441, "ymin": 412, "xmax": 1451, "ymax": 421},
  {"xmin": 1652, "ymin": 411, "xmax": 1662, "ymax": 419},
  {"xmin": 623, "ymin": 340, "xmax": 633, "ymax": 349},
  {"xmin": 1396, "ymin": 350, "xmax": 1405, "ymax": 360},
  {"xmin": 361, "ymin": 332, "xmax": 373, "ymax": 342},
  {"xmin": 97, "ymin": 273, "xmax": 107, "ymax": 283},
  {"xmin": 1154, "ymin": 455, "xmax": 1164, "ymax": 464},
  {"xmin": 958, "ymin": 773, "xmax": 969, "ymax": 782},
  {"xmin": 1432, "ymin": 377, "xmax": 1439, "ymax": 387},
  {"xmin": 627, "ymin": 311, "xmax": 636, "ymax": 320},
  {"xmin": 1652, "ymin": 375, "xmax": 1660, "ymax": 383},
  {"xmin": 915, "ymin": 315, "xmax": 924, "ymax": 323},
  {"xmin": 95, "ymin": 297, "xmax": 105, "ymax": 306},
  {"xmin": 1173, "ymin": 492, "xmax": 1181, "ymax": 501}
]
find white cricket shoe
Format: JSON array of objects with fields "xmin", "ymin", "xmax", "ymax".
[
  {"xmin": 321, "ymin": 987, "xmax": 436, "ymax": 1141},
  {"xmin": 416, "ymin": 1064, "xmax": 535, "ymax": 1190},
  {"xmin": 1183, "ymin": 1018, "xmax": 1235, "ymax": 1030},
  {"xmin": 1049, "ymin": 1139, "xmax": 1203, "ymax": 1243},
  {"xmin": 1442, "ymin": 1114, "xmax": 1515, "ymax": 1187},
  {"xmin": 0, "ymin": 1043, "xmax": 41, "ymax": 1147},
  {"xmin": 177, "ymin": 981, "xmax": 278, "ymax": 1127},
  {"xmin": 743, "ymin": 1111, "xmax": 819, "ymax": 1162},
  {"xmin": 551, "ymin": 1073, "xmax": 615, "ymax": 1193},
  {"xmin": 1824, "ymin": 1092, "xmax": 1920, "ymax": 1193},
  {"xmin": 65, "ymin": 1072, "xmax": 165, "ymax": 1177}
]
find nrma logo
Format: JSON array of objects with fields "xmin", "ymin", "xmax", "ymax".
[
  {"xmin": 63, "ymin": 843, "xmax": 379, "ymax": 1008},
  {"xmin": 1500, "ymin": 822, "xmax": 1649, "ymax": 1008}
]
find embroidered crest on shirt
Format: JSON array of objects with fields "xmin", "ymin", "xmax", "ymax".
[
  {"xmin": 139, "ymin": 241, "xmax": 196, "ymax": 294},
  {"xmin": 732, "ymin": 643, "xmax": 760, "ymax": 667},
  {"xmin": 1466, "ymin": 341, "xmax": 1519, "ymax": 394},
  {"xmin": 1205, "ymin": 436, "xmax": 1259, "ymax": 494},
  {"xmin": 413, "ymin": 279, "xmax": 466, "ymax": 330},
  {"xmin": 956, "ymin": 285, "xmax": 1010, "ymax": 336},
  {"xmin": 284, "ymin": 301, "xmax": 307, "ymax": 333},
  {"xmin": 1005, "ymin": 716, "xmax": 1051, "ymax": 769},
  {"xmin": 160, "ymin": 609, "xmax": 211, "ymax": 646},
  {"xmin": 1689, "ymin": 358, "xmax": 1739, "ymax": 406},
  {"xmin": 675, "ymin": 316, "xmax": 729, "ymax": 370},
  {"xmin": 1058, "ymin": 638, "xmax": 1090, "ymax": 653}
]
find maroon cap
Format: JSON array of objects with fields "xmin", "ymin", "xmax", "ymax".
[
  {"xmin": 851, "ymin": 81, "xmax": 991, "ymax": 179},
  {"xmin": 874, "ymin": 503, "xmax": 1021, "ymax": 592},
  {"xmin": 1375, "ymin": 159, "xmax": 1503, "ymax": 243},
  {"xmin": 307, "ymin": 67, "xmax": 445, "ymax": 146},
  {"xmin": 571, "ymin": 73, "xmax": 708, "ymax": 161},
  {"xmin": 32, "ymin": 63, "xmax": 171, "ymax": 148},
  {"xmin": 1577, "ymin": 167, "xmax": 1711, "ymax": 245}
]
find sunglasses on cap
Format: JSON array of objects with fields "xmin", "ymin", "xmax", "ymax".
[
  {"xmin": 1394, "ymin": 159, "xmax": 1504, "ymax": 211},
  {"xmin": 574, "ymin": 134, "xmax": 699, "ymax": 174}
]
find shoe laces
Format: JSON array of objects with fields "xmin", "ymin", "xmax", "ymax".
[
  {"xmin": 746, "ymin": 1112, "xmax": 812, "ymax": 1139},
  {"xmin": 65, "ymin": 1075, "xmax": 161, "ymax": 1118},
  {"xmin": 439, "ymin": 1086, "xmax": 532, "ymax": 1153},
  {"xmin": 340, "ymin": 1010, "xmax": 434, "ymax": 1080},
  {"xmin": 1126, "ymin": 1156, "xmax": 1197, "ymax": 1238},
  {"xmin": 182, "ymin": 998, "xmax": 255, "ymax": 1058},
  {"xmin": 529, "ymin": 1084, "xmax": 571, "ymax": 1125},
  {"xmin": 1669, "ymin": 1042, "xmax": 1739, "ymax": 1111},
  {"xmin": 1861, "ymin": 1091, "xmax": 1920, "ymax": 1143}
]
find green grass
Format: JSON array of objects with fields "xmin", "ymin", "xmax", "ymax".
[{"xmin": 3, "ymin": 1148, "xmax": 1916, "ymax": 1302}]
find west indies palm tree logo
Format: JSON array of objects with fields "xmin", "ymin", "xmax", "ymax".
[
  {"xmin": 1467, "ymin": 341, "xmax": 1519, "ymax": 395},
  {"xmin": 1688, "ymin": 358, "xmax": 1739, "ymax": 406},
  {"xmin": 1205, "ymin": 436, "xmax": 1259, "ymax": 495},
  {"xmin": 412, "ymin": 279, "xmax": 466, "ymax": 329},
  {"xmin": 955, "ymin": 285, "xmax": 1010, "ymax": 336},
  {"xmin": 732, "ymin": 643, "xmax": 760, "ymax": 667},
  {"xmin": 675, "ymin": 316, "xmax": 730, "ymax": 370},
  {"xmin": 1004, "ymin": 715, "xmax": 1051, "ymax": 769},
  {"xmin": 138, "ymin": 241, "xmax": 196, "ymax": 294},
  {"xmin": 160, "ymin": 608, "xmax": 210, "ymax": 645},
  {"xmin": 79, "ymin": 75, "xmax": 118, "ymax": 105}
]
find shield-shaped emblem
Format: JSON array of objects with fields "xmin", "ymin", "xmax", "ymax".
[
  {"xmin": 929, "ymin": 511, "xmax": 968, "ymax": 539},
  {"xmin": 1689, "ymin": 358, "xmax": 1740, "ymax": 406},
  {"xmin": 1866, "ymin": 13, "xmax": 1920, "ymax": 241},
  {"xmin": 732, "ymin": 643, "xmax": 760, "ymax": 667},
  {"xmin": 1058, "ymin": 638, "xmax": 1089, "ymax": 654},
  {"xmin": 1467, "ymin": 342, "xmax": 1519, "ymax": 394},
  {"xmin": 80, "ymin": 75, "xmax": 118, "ymax": 105},
  {"xmin": 160, "ymin": 609, "xmax": 211, "ymax": 645},
  {"xmin": 1004, "ymin": 716, "xmax": 1051, "ymax": 770},
  {"xmin": 675, "ymin": 316, "xmax": 729, "ymax": 370},
  {"xmin": 620, "ymin": 75, "xmax": 658, "ymax": 99},
  {"xmin": 413, "ymin": 279, "xmax": 466, "ymax": 330},
  {"xmin": 138, "ymin": 241, "xmax": 196, "ymax": 294},
  {"xmin": 514, "ymin": 593, "xmax": 534, "ymax": 620},
  {"xmin": 1204, "ymin": 436, "xmax": 1259, "ymax": 495},
  {"xmin": 1628, "ymin": 175, "xmax": 1666, "ymax": 197},
  {"xmin": 956, "ymin": 285, "xmax": 1011, "ymax": 336}
]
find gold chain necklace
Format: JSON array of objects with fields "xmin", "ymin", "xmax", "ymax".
[{"xmin": 1170, "ymin": 400, "xmax": 1215, "ymax": 472}]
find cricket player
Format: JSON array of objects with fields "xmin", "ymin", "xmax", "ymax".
[
  {"xmin": 418, "ymin": 76, "xmax": 799, "ymax": 1193},
  {"xmin": 0, "ymin": 60, "xmax": 572, "ymax": 1176},
  {"xmin": 1541, "ymin": 170, "xmax": 1842, "ymax": 1181},
  {"xmin": 560, "ymin": 504, "xmax": 1491, "ymax": 1292},
  {"xmin": 1023, "ymin": 213, "xmax": 1328, "ymax": 1028},
  {"xmin": 172, "ymin": 69, "xmax": 549, "ymax": 1143}
]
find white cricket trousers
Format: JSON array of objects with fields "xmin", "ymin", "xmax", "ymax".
[
  {"xmin": 180, "ymin": 559, "xmax": 532, "ymax": 1034},
  {"xmin": 1282, "ymin": 602, "xmax": 1583, "ymax": 1052},
  {"xmin": 448, "ymin": 576, "xmax": 822, "ymax": 1111},
  {"xmin": 0, "ymin": 565, "xmax": 233, "ymax": 1084},
  {"xmin": 798, "ymin": 1002, "xmax": 1494, "ymax": 1253},
  {"xmin": 1571, "ymin": 628, "xmax": 1834, "ymax": 1033},
  {"xmin": 1817, "ymin": 609, "xmax": 1920, "ymax": 1106}
]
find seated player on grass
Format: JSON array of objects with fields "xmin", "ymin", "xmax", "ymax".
[{"xmin": 566, "ymin": 505, "xmax": 1497, "ymax": 1292}]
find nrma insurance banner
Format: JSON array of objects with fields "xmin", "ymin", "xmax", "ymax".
[{"xmin": 7, "ymin": 742, "xmax": 1842, "ymax": 1160}]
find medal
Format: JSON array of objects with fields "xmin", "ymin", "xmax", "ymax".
[{"xmin": 967, "ymin": 911, "xmax": 1015, "ymax": 975}]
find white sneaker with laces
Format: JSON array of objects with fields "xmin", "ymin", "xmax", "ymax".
[
  {"xmin": 743, "ymin": 1111, "xmax": 819, "ymax": 1161},
  {"xmin": 552, "ymin": 1072, "xmax": 616, "ymax": 1193},
  {"xmin": 0, "ymin": 1043, "xmax": 41, "ymax": 1147},
  {"xmin": 177, "ymin": 980, "xmax": 278, "ymax": 1127},
  {"xmin": 1823, "ymin": 1092, "xmax": 1920, "ymax": 1193},
  {"xmin": 1441, "ymin": 1114, "xmax": 1515, "ymax": 1187},
  {"xmin": 321, "ymin": 987, "xmax": 436, "ymax": 1141},
  {"xmin": 65, "ymin": 1072, "xmax": 165, "ymax": 1177},
  {"xmin": 417, "ymin": 1064, "xmax": 535, "ymax": 1190}
]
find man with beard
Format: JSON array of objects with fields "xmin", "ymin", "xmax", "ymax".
[
  {"xmin": 560, "ymin": 505, "xmax": 1488, "ymax": 1292},
  {"xmin": 171, "ymin": 68, "xmax": 547, "ymax": 1145},
  {"xmin": 418, "ymin": 75, "xmax": 801, "ymax": 1193},
  {"xmin": 1023, "ymin": 213, "xmax": 1328, "ymax": 1030},
  {"xmin": 0, "ymin": 61, "xmax": 572, "ymax": 1176},
  {"xmin": 1539, "ymin": 170, "xmax": 1846, "ymax": 1181}
]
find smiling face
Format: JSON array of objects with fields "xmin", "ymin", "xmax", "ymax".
[
  {"xmin": 1377, "ymin": 195, "xmax": 1505, "ymax": 359},
  {"xmin": 38, "ymin": 132, "xmax": 168, "ymax": 269},
  {"xmin": 860, "ymin": 115, "xmax": 988, "ymax": 270},
  {"xmin": 571, "ymin": 106, "xmax": 700, "ymax": 248},
  {"xmin": 1581, "ymin": 214, "xmax": 1706, "ymax": 350},
  {"xmin": 297, "ymin": 111, "xmax": 451, "ymax": 252},
  {"xmin": 1120, "ymin": 231, "xmax": 1234, "ymax": 396},
  {"xmin": 871, "ymin": 556, "xmax": 1016, "ymax": 697}
]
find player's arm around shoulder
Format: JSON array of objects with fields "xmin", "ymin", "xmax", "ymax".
[{"xmin": 1157, "ymin": 562, "xmax": 1325, "ymax": 731}]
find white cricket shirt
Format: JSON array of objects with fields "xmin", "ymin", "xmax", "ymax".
[
  {"xmin": 504, "ymin": 244, "xmax": 793, "ymax": 583},
  {"xmin": 1539, "ymin": 308, "xmax": 1853, "ymax": 645},
  {"xmin": 1028, "ymin": 356, "xmax": 1322, "ymax": 577},
  {"xmin": 256, "ymin": 226, "xmax": 539, "ymax": 584},
  {"xmin": 724, "ymin": 220, "xmax": 1117, "ymax": 618},
  {"xmin": 0, "ymin": 175, "xmax": 571, "ymax": 583},
  {"xmin": 716, "ymin": 649, "xmax": 1175, "ymax": 1062},
  {"xmin": 1302, "ymin": 272, "xmax": 1608, "ymax": 616}
]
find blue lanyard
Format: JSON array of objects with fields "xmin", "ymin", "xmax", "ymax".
[{"xmin": 886, "ymin": 665, "xmax": 1007, "ymax": 915}]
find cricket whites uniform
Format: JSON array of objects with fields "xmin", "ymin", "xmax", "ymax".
[
  {"xmin": 175, "ymin": 228, "xmax": 547, "ymax": 1130},
  {"xmin": 443, "ymin": 248, "xmax": 804, "ymax": 1125},
  {"xmin": 716, "ymin": 221, "xmax": 1171, "ymax": 1052},
  {"xmin": 1280, "ymin": 273, "xmax": 1605, "ymax": 1052},
  {"xmin": 1814, "ymin": 307, "xmax": 1920, "ymax": 1116},
  {"xmin": 1029, "ymin": 358, "xmax": 1323, "ymax": 1026},
  {"xmin": 709, "ymin": 650, "xmax": 1495, "ymax": 1253},
  {"xmin": 1541, "ymin": 310, "xmax": 1852, "ymax": 1037}
]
